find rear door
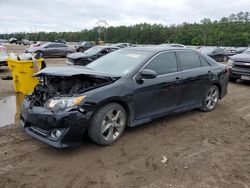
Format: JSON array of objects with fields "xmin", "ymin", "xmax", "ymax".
[
  {"xmin": 177, "ymin": 50, "xmax": 212, "ymax": 108},
  {"xmin": 54, "ymin": 43, "xmax": 68, "ymax": 56},
  {"xmin": 133, "ymin": 51, "xmax": 182, "ymax": 119}
]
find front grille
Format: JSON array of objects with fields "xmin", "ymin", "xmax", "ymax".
[{"xmin": 234, "ymin": 62, "xmax": 250, "ymax": 70}]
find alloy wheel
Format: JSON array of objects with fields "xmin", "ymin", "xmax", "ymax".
[
  {"xmin": 101, "ymin": 109, "xmax": 126, "ymax": 141},
  {"xmin": 206, "ymin": 87, "xmax": 219, "ymax": 110}
]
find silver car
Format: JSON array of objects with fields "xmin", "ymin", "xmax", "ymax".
[{"xmin": 26, "ymin": 42, "xmax": 76, "ymax": 57}]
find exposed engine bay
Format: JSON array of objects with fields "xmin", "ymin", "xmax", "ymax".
[{"xmin": 27, "ymin": 75, "xmax": 113, "ymax": 107}]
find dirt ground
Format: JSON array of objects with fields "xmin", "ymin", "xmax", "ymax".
[{"xmin": 0, "ymin": 45, "xmax": 249, "ymax": 188}]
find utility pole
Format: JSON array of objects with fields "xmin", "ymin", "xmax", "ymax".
[{"xmin": 95, "ymin": 20, "xmax": 109, "ymax": 44}]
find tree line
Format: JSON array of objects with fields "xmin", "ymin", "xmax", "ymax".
[{"xmin": 1, "ymin": 11, "xmax": 250, "ymax": 46}]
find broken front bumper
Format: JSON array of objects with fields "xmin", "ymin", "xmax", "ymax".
[{"xmin": 20, "ymin": 99, "xmax": 92, "ymax": 148}]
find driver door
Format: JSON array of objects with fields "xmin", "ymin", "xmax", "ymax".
[{"xmin": 132, "ymin": 52, "xmax": 182, "ymax": 120}]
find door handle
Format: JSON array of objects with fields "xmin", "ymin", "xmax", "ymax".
[
  {"xmin": 174, "ymin": 77, "xmax": 181, "ymax": 84},
  {"xmin": 207, "ymin": 71, "xmax": 211, "ymax": 75}
]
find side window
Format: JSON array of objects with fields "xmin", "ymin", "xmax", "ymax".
[
  {"xmin": 47, "ymin": 44, "xmax": 54, "ymax": 48},
  {"xmin": 48, "ymin": 44, "xmax": 64, "ymax": 48},
  {"xmin": 178, "ymin": 51, "xmax": 201, "ymax": 70},
  {"xmin": 199, "ymin": 56, "xmax": 210, "ymax": 67},
  {"xmin": 145, "ymin": 52, "xmax": 178, "ymax": 75},
  {"xmin": 57, "ymin": 44, "xmax": 66, "ymax": 47}
]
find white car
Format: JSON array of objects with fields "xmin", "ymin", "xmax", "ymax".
[{"xmin": 0, "ymin": 45, "xmax": 8, "ymax": 66}]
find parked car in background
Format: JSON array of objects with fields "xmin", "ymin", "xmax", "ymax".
[
  {"xmin": 225, "ymin": 47, "xmax": 237, "ymax": 56},
  {"xmin": 25, "ymin": 42, "xmax": 76, "ymax": 57},
  {"xmin": 17, "ymin": 39, "xmax": 31, "ymax": 45},
  {"xmin": 0, "ymin": 39, "xmax": 8, "ymax": 43},
  {"xmin": 235, "ymin": 47, "xmax": 248, "ymax": 54},
  {"xmin": 9, "ymin": 38, "xmax": 18, "ymax": 44},
  {"xmin": 67, "ymin": 45, "xmax": 119, "ymax": 66},
  {"xmin": 20, "ymin": 47, "xmax": 228, "ymax": 148},
  {"xmin": 54, "ymin": 39, "xmax": 66, "ymax": 44},
  {"xmin": 224, "ymin": 47, "xmax": 248, "ymax": 61},
  {"xmin": 227, "ymin": 47, "xmax": 250, "ymax": 82},
  {"xmin": 0, "ymin": 45, "xmax": 8, "ymax": 66},
  {"xmin": 197, "ymin": 46, "xmax": 226, "ymax": 62},
  {"xmin": 75, "ymin": 41, "xmax": 95, "ymax": 52}
]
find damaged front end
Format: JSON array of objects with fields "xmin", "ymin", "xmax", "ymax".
[{"xmin": 20, "ymin": 67, "xmax": 117, "ymax": 148}]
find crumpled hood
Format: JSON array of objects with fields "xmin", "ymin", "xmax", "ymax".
[
  {"xmin": 67, "ymin": 52, "xmax": 91, "ymax": 59},
  {"xmin": 34, "ymin": 66, "xmax": 118, "ymax": 80},
  {"xmin": 230, "ymin": 53, "xmax": 250, "ymax": 62}
]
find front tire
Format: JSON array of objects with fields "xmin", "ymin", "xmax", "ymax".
[
  {"xmin": 35, "ymin": 51, "xmax": 43, "ymax": 58},
  {"xmin": 200, "ymin": 85, "xmax": 219, "ymax": 112},
  {"xmin": 88, "ymin": 103, "xmax": 127, "ymax": 145}
]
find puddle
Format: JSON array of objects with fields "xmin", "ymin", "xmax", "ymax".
[{"xmin": 0, "ymin": 94, "xmax": 24, "ymax": 127}]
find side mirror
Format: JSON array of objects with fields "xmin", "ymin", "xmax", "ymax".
[{"xmin": 140, "ymin": 69, "xmax": 157, "ymax": 79}]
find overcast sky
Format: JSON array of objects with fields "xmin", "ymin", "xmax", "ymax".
[{"xmin": 0, "ymin": 0, "xmax": 250, "ymax": 33}]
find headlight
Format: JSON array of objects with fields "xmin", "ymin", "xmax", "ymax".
[
  {"xmin": 46, "ymin": 96, "xmax": 86, "ymax": 111},
  {"xmin": 227, "ymin": 59, "xmax": 234, "ymax": 67}
]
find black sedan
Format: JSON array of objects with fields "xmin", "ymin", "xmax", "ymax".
[
  {"xmin": 66, "ymin": 46, "xmax": 119, "ymax": 66},
  {"xmin": 20, "ymin": 47, "xmax": 229, "ymax": 148},
  {"xmin": 198, "ymin": 46, "xmax": 226, "ymax": 62},
  {"xmin": 75, "ymin": 41, "xmax": 95, "ymax": 52}
]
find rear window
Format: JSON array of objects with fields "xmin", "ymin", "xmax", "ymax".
[{"xmin": 200, "ymin": 56, "xmax": 210, "ymax": 67}]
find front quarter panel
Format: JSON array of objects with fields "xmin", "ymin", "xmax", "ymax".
[{"xmin": 81, "ymin": 78, "xmax": 134, "ymax": 115}]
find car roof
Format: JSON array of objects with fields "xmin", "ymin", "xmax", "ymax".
[{"xmin": 122, "ymin": 46, "xmax": 194, "ymax": 54}]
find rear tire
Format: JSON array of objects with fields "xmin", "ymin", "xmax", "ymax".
[
  {"xmin": 88, "ymin": 103, "xmax": 127, "ymax": 146},
  {"xmin": 200, "ymin": 85, "xmax": 219, "ymax": 112}
]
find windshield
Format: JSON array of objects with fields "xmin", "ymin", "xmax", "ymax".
[
  {"xmin": 84, "ymin": 46, "xmax": 102, "ymax": 56},
  {"xmin": 86, "ymin": 50, "xmax": 152, "ymax": 76}
]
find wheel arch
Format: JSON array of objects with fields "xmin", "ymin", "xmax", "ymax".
[
  {"xmin": 210, "ymin": 82, "xmax": 222, "ymax": 98},
  {"xmin": 91, "ymin": 97, "xmax": 133, "ymax": 127}
]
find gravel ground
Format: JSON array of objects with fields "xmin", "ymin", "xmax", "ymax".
[{"xmin": 0, "ymin": 45, "xmax": 249, "ymax": 188}]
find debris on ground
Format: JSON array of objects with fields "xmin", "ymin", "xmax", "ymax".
[{"xmin": 161, "ymin": 156, "xmax": 168, "ymax": 164}]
